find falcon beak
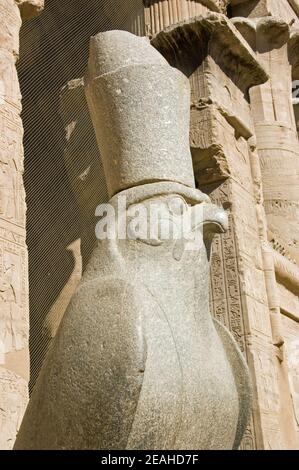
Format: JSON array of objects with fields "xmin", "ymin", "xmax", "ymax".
[{"xmin": 190, "ymin": 203, "xmax": 228, "ymax": 237}]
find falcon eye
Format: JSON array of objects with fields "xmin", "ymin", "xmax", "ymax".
[{"xmin": 167, "ymin": 197, "xmax": 188, "ymax": 216}]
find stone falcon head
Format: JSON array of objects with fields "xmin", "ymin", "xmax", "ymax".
[
  {"xmin": 83, "ymin": 30, "xmax": 250, "ymax": 450},
  {"xmin": 13, "ymin": 29, "xmax": 251, "ymax": 451}
]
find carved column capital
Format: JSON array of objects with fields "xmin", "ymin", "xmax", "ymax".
[
  {"xmin": 143, "ymin": 0, "xmax": 230, "ymax": 37},
  {"xmin": 151, "ymin": 13, "xmax": 268, "ymax": 92},
  {"xmin": 196, "ymin": 0, "xmax": 230, "ymax": 12},
  {"xmin": 232, "ymin": 16, "xmax": 291, "ymax": 51},
  {"xmin": 144, "ymin": 0, "xmax": 229, "ymax": 13}
]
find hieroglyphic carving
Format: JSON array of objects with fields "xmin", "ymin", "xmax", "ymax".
[
  {"xmin": 0, "ymin": 366, "xmax": 28, "ymax": 450},
  {"xmin": 208, "ymin": 178, "xmax": 271, "ymax": 342},
  {"xmin": 191, "ymin": 105, "xmax": 254, "ymax": 190},
  {"xmin": 235, "ymin": 16, "xmax": 299, "ymax": 265},
  {"xmin": 208, "ymin": 180, "xmax": 246, "ymax": 351},
  {"xmin": 0, "ymin": 235, "xmax": 28, "ymax": 363},
  {"xmin": 0, "ymin": 0, "xmax": 39, "ymax": 451},
  {"xmin": 0, "ymin": 115, "xmax": 25, "ymax": 227},
  {"xmin": 210, "ymin": 230, "xmax": 230, "ymax": 329},
  {"xmin": 206, "ymin": 162, "xmax": 285, "ymax": 449},
  {"xmin": 0, "ymin": 0, "xmax": 27, "ymax": 366},
  {"xmin": 208, "ymin": 180, "xmax": 258, "ymax": 449}
]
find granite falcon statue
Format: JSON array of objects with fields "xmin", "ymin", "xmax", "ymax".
[{"xmin": 14, "ymin": 31, "xmax": 251, "ymax": 450}]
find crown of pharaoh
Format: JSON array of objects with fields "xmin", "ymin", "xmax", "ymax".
[{"xmin": 84, "ymin": 30, "xmax": 196, "ymax": 199}]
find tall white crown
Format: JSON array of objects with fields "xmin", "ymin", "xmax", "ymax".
[{"xmin": 85, "ymin": 30, "xmax": 195, "ymax": 198}]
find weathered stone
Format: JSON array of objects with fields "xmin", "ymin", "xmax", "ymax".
[
  {"xmin": 15, "ymin": 0, "xmax": 44, "ymax": 20},
  {"xmin": 151, "ymin": 13, "xmax": 268, "ymax": 88},
  {"xmin": 233, "ymin": 15, "xmax": 299, "ymax": 291},
  {"xmin": 283, "ymin": 315, "xmax": 299, "ymax": 445},
  {"xmin": 151, "ymin": 13, "xmax": 267, "ymax": 200},
  {"xmin": 85, "ymin": 31, "xmax": 195, "ymax": 197},
  {"xmin": 14, "ymin": 30, "xmax": 251, "ymax": 450},
  {"xmin": 231, "ymin": 0, "xmax": 299, "ymax": 26},
  {"xmin": 0, "ymin": 367, "xmax": 28, "ymax": 450},
  {"xmin": 231, "ymin": 8, "xmax": 299, "ymax": 449},
  {"xmin": 152, "ymin": 13, "xmax": 278, "ymax": 449},
  {"xmin": 0, "ymin": 0, "xmax": 43, "ymax": 451},
  {"xmin": 142, "ymin": 1, "xmax": 230, "ymax": 36}
]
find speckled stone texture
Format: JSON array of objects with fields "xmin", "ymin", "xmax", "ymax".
[
  {"xmin": 85, "ymin": 31, "xmax": 195, "ymax": 197},
  {"xmin": 14, "ymin": 30, "xmax": 251, "ymax": 450}
]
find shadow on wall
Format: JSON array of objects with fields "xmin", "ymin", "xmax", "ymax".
[{"xmin": 17, "ymin": 0, "xmax": 144, "ymax": 392}]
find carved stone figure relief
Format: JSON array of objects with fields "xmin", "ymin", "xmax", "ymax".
[{"xmin": 14, "ymin": 30, "xmax": 251, "ymax": 451}]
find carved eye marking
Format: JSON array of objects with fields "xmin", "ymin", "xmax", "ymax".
[{"xmin": 167, "ymin": 196, "xmax": 188, "ymax": 216}]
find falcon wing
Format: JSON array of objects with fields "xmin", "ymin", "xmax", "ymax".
[{"xmin": 14, "ymin": 277, "xmax": 146, "ymax": 450}]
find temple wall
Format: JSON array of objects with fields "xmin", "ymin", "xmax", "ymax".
[{"xmin": 231, "ymin": 0, "xmax": 299, "ymax": 448}]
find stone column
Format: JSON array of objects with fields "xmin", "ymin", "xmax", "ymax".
[
  {"xmin": 231, "ymin": 0, "xmax": 299, "ymax": 25},
  {"xmin": 0, "ymin": 0, "xmax": 43, "ymax": 450},
  {"xmin": 232, "ymin": 13, "xmax": 299, "ymax": 449},
  {"xmin": 248, "ymin": 19, "xmax": 299, "ymax": 265},
  {"xmin": 124, "ymin": 0, "xmax": 229, "ymax": 37}
]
